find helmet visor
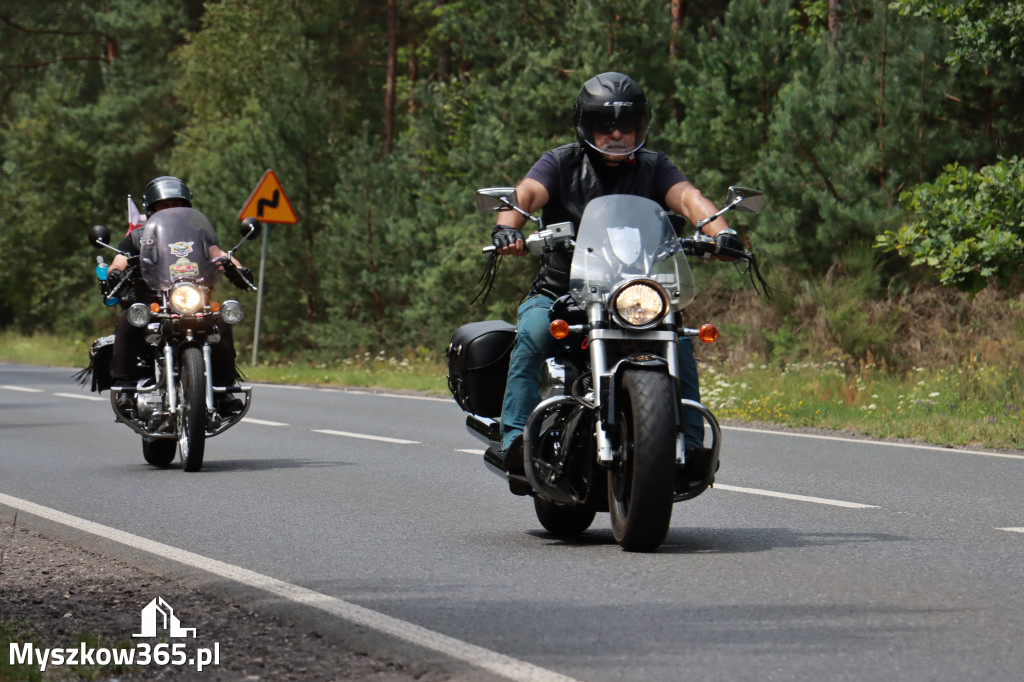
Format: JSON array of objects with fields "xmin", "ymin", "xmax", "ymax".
[{"xmin": 580, "ymin": 110, "xmax": 650, "ymax": 157}]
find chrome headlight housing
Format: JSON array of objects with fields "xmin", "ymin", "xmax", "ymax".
[
  {"xmin": 610, "ymin": 279, "xmax": 669, "ymax": 329},
  {"xmin": 126, "ymin": 303, "xmax": 152, "ymax": 328},
  {"xmin": 169, "ymin": 282, "xmax": 204, "ymax": 315},
  {"xmin": 220, "ymin": 300, "xmax": 244, "ymax": 325}
]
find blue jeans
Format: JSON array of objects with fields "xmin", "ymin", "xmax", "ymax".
[{"xmin": 499, "ymin": 295, "xmax": 704, "ymax": 451}]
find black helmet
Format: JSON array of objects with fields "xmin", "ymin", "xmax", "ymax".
[
  {"xmin": 573, "ymin": 72, "xmax": 651, "ymax": 157},
  {"xmin": 142, "ymin": 176, "xmax": 193, "ymax": 215}
]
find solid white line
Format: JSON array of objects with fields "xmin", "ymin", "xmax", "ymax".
[
  {"xmin": 256, "ymin": 384, "xmax": 450, "ymax": 403},
  {"xmin": 52, "ymin": 392, "xmax": 105, "ymax": 402},
  {"xmin": 456, "ymin": 449, "xmax": 485, "ymax": 455},
  {"xmin": 722, "ymin": 425, "xmax": 1024, "ymax": 461},
  {"xmin": 0, "ymin": 385, "xmax": 43, "ymax": 393},
  {"xmin": 0, "ymin": 493, "xmax": 579, "ymax": 682},
  {"xmin": 715, "ymin": 483, "xmax": 879, "ymax": 509},
  {"xmin": 242, "ymin": 418, "xmax": 289, "ymax": 427},
  {"xmin": 312, "ymin": 429, "xmax": 420, "ymax": 445},
  {"xmin": 997, "ymin": 527, "xmax": 1024, "ymax": 534}
]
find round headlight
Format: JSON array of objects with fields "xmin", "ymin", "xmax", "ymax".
[
  {"xmin": 220, "ymin": 300, "xmax": 244, "ymax": 325},
  {"xmin": 169, "ymin": 282, "xmax": 204, "ymax": 315},
  {"xmin": 612, "ymin": 280, "xmax": 668, "ymax": 329},
  {"xmin": 126, "ymin": 303, "xmax": 151, "ymax": 328}
]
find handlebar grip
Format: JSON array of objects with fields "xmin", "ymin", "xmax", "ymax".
[{"xmin": 482, "ymin": 245, "xmax": 496, "ymax": 255}]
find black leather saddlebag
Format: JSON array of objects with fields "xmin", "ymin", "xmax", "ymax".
[
  {"xmin": 73, "ymin": 334, "xmax": 115, "ymax": 393},
  {"xmin": 447, "ymin": 320, "xmax": 516, "ymax": 417}
]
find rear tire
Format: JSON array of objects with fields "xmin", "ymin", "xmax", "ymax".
[
  {"xmin": 608, "ymin": 369, "xmax": 676, "ymax": 552},
  {"xmin": 142, "ymin": 438, "xmax": 176, "ymax": 467},
  {"xmin": 178, "ymin": 347, "xmax": 206, "ymax": 472},
  {"xmin": 534, "ymin": 498, "xmax": 596, "ymax": 537}
]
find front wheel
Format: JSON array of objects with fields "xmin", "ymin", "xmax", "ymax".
[
  {"xmin": 608, "ymin": 369, "xmax": 676, "ymax": 552},
  {"xmin": 178, "ymin": 346, "xmax": 207, "ymax": 472},
  {"xmin": 534, "ymin": 498, "xmax": 596, "ymax": 537}
]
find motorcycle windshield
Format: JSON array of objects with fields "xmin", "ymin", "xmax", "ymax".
[
  {"xmin": 138, "ymin": 207, "xmax": 222, "ymax": 291},
  {"xmin": 569, "ymin": 195, "xmax": 695, "ymax": 310}
]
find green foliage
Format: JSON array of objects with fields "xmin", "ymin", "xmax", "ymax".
[
  {"xmin": 877, "ymin": 157, "xmax": 1024, "ymax": 292},
  {"xmin": 891, "ymin": 0, "xmax": 1024, "ymax": 68}
]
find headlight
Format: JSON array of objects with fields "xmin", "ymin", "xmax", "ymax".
[
  {"xmin": 220, "ymin": 300, "xmax": 244, "ymax": 325},
  {"xmin": 169, "ymin": 282, "xmax": 204, "ymax": 315},
  {"xmin": 611, "ymin": 280, "xmax": 668, "ymax": 329},
  {"xmin": 126, "ymin": 303, "xmax": 151, "ymax": 328}
]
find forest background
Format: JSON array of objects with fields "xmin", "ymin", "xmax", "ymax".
[{"xmin": 1, "ymin": 0, "xmax": 1022, "ymax": 445}]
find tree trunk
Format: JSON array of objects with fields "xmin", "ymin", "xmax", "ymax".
[
  {"xmin": 383, "ymin": 0, "xmax": 397, "ymax": 155},
  {"xmin": 828, "ymin": 0, "xmax": 842, "ymax": 38}
]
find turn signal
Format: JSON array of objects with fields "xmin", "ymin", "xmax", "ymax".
[
  {"xmin": 698, "ymin": 323, "xmax": 719, "ymax": 344},
  {"xmin": 149, "ymin": 302, "xmax": 160, "ymax": 314},
  {"xmin": 550, "ymin": 319, "xmax": 570, "ymax": 340},
  {"xmin": 210, "ymin": 301, "xmax": 221, "ymax": 313}
]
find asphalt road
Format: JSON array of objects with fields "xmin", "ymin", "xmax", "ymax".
[{"xmin": 2, "ymin": 363, "xmax": 1023, "ymax": 681}]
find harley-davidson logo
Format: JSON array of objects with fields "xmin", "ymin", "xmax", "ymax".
[{"xmin": 169, "ymin": 241, "xmax": 194, "ymax": 258}]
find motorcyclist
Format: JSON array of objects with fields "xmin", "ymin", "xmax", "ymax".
[
  {"xmin": 492, "ymin": 72, "xmax": 745, "ymax": 470},
  {"xmin": 106, "ymin": 176, "xmax": 250, "ymax": 414}
]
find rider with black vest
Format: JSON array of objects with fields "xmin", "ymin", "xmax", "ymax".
[
  {"xmin": 107, "ymin": 176, "xmax": 247, "ymax": 415},
  {"xmin": 492, "ymin": 72, "xmax": 745, "ymax": 469}
]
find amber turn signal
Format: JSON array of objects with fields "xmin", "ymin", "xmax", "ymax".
[
  {"xmin": 149, "ymin": 303, "xmax": 161, "ymax": 314},
  {"xmin": 210, "ymin": 301, "xmax": 221, "ymax": 313},
  {"xmin": 698, "ymin": 323, "xmax": 719, "ymax": 344},
  {"xmin": 550, "ymin": 319, "xmax": 570, "ymax": 339}
]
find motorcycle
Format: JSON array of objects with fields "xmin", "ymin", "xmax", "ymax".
[
  {"xmin": 81, "ymin": 208, "xmax": 260, "ymax": 472},
  {"xmin": 448, "ymin": 187, "xmax": 766, "ymax": 551}
]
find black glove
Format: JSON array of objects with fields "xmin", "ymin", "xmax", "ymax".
[
  {"xmin": 106, "ymin": 268, "xmax": 124, "ymax": 286},
  {"xmin": 217, "ymin": 257, "xmax": 255, "ymax": 290},
  {"xmin": 492, "ymin": 225, "xmax": 525, "ymax": 250},
  {"xmin": 714, "ymin": 229, "xmax": 745, "ymax": 254}
]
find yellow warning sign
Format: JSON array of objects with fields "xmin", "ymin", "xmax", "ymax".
[{"xmin": 238, "ymin": 169, "xmax": 298, "ymax": 224}]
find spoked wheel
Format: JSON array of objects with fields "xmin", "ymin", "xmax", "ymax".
[
  {"xmin": 534, "ymin": 498, "xmax": 597, "ymax": 537},
  {"xmin": 142, "ymin": 437, "xmax": 176, "ymax": 467},
  {"xmin": 178, "ymin": 346, "xmax": 207, "ymax": 472},
  {"xmin": 608, "ymin": 369, "xmax": 676, "ymax": 552}
]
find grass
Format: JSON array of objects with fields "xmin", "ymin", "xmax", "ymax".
[{"xmin": 2, "ymin": 331, "xmax": 1022, "ymax": 451}]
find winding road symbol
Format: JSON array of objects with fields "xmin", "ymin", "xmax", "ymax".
[{"xmin": 239, "ymin": 169, "xmax": 297, "ymax": 224}]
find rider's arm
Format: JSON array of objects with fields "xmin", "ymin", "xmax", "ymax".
[
  {"xmin": 666, "ymin": 180, "xmax": 733, "ymax": 237},
  {"xmin": 110, "ymin": 254, "xmax": 129, "ymax": 271},
  {"xmin": 210, "ymin": 245, "xmax": 242, "ymax": 268},
  {"xmin": 494, "ymin": 178, "xmax": 549, "ymax": 256}
]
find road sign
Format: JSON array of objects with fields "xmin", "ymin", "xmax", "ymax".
[{"xmin": 238, "ymin": 169, "xmax": 298, "ymax": 224}]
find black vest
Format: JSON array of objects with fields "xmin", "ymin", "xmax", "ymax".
[{"xmin": 530, "ymin": 143, "xmax": 664, "ymax": 298}]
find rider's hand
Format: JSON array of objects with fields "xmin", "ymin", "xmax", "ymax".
[
  {"xmin": 106, "ymin": 268, "xmax": 124, "ymax": 286},
  {"xmin": 492, "ymin": 225, "xmax": 525, "ymax": 255},
  {"xmin": 713, "ymin": 228, "xmax": 744, "ymax": 260}
]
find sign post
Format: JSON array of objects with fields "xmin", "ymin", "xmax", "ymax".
[{"xmin": 238, "ymin": 169, "xmax": 298, "ymax": 367}]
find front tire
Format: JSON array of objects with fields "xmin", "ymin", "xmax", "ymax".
[
  {"xmin": 178, "ymin": 347, "xmax": 206, "ymax": 472},
  {"xmin": 534, "ymin": 498, "xmax": 596, "ymax": 537},
  {"xmin": 142, "ymin": 438, "xmax": 176, "ymax": 467},
  {"xmin": 608, "ymin": 369, "xmax": 676, "ymax": 552}
]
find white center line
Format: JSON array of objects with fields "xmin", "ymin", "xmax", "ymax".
[
  {"xmin": 312, "ymin": 429, "xmax": 420, "ymax": 445},
  {"xmin": 0, "ymin": 385, "xmax": 43, "ymax": 393},
  {"xmin": 243, "ymin": 418, "xmax": 289, "ymax": 427},
  {"xmin": 715, "ymin": 484, "xmax": 879, "ymax": 509},
  {"xmin": 52, "ymin": 392, "xmax": 105, "ymax": 402},
  {"xmin": 0, "ymin": 492, "xmax": 578, "ymax": 682},
  {"xmin": 997, "ymin": 527, "xmax": 1024, "ymax": 534},
  {"xmin": 456, "ymin": 449, "xmax": 485, "ymax": 455}
]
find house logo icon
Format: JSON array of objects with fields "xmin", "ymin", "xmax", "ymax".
[{"xmin": 133, "ymin": 597, "xmax": 197, "ymax": 638}]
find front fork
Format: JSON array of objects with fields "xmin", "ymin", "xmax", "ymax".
[{"xmin": 587, "ymin": 308, "xmax": 718, "ymax": 466}]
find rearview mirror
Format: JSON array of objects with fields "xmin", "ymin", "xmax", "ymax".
[
  {"xmin": 476, "ymin": 187, "xmax": 518, "ymax": 213},
  {"xmin": 240, "ymin": 217, "xmax": 262, "ymax": 240},
  {"xmin": 89, "ymin": 225, "xmax": 111, "ymax": 248},
  {"xmin": 725, "ymin": 187, "xmax": 765, "ymax": 214}
]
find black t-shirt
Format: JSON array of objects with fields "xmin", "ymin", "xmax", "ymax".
[{"xmin": 524, "ymin": 149, "xmax": 687, "ymax": 206}]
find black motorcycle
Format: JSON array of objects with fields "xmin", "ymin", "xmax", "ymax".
[
  {"xmin": 82, "ymin": 208, "xmax": 260, "ymax": 472},
  {"xmin": 448, "ymin": 187, "xmax": 766, "ymax": 551}
]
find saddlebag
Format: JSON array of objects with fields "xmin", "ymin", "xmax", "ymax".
[{"xmin": 447, "ymin": 320, "xmax": 516, "ymax": 417}]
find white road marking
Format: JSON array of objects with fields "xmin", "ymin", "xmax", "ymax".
[
  {"xmin": 723, "ymin": 425, "xmax": 1024, "ymax": 461},
  {"xmin": 997, "ymin": 527, "xmax": 1024, "ymax": 534},
  {"xmin": 715, "ymin": 484, "xmax": 879, "ymax": 509},
  {"xmin": 456, "ymin": 449, "xmax": 485, "ymax": 455},
  {"xmin": 0, "ymin": 385, "xmax": 43, "ymax": 393},
  {"xmin": 255, "ymin": 384, "xmax": 450, "ymax": 403},
  {"xmin": 0, "ymin": 492, "xmax": 578, "ymax": 682},
  {"xmin": 312, "ymin": 429, "xmax": 420, "ymax": 445},
  {"xmin": 242, "ymin": 418, "xmax": 289, "ymax": 427},
  {"xmin": 52, "ymin": 392, "xmax": 105, "ymax": 402}
]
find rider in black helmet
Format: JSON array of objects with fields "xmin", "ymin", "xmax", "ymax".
[
  {"xmin": 491, "ymin": 71, "xmax": 744, "ymax": 471},
  {"xmin": 107, "ymin": 176, "xmax": 247, "ymax": 414}
]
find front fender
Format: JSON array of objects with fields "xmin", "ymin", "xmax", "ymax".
[{"xmin": 600, "ymin": 354, "xmax": 673, "ymax": 428}]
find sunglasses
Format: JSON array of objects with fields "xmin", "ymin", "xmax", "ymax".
[{"xmin": 593, "ymin": 118, "xmax": 638, "ymax": 135}]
